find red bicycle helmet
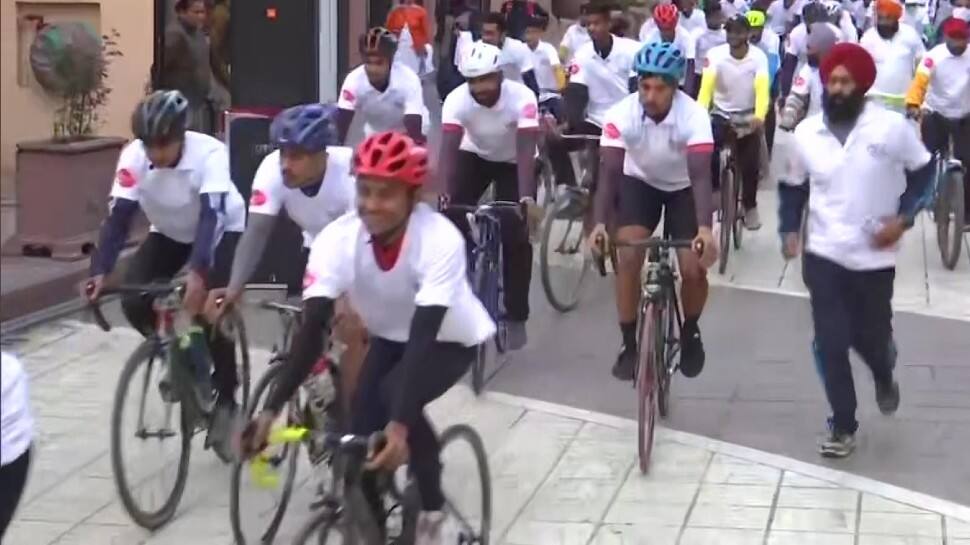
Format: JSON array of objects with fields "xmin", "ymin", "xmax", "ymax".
[
  {"xmin": 354, "ymin": 131, "xmax": 428, "ymax": 187},
  {"xmin": 653, "ymin": 4, "xmax": 680, "ymax": 31}
]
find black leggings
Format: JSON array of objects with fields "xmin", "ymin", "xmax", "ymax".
[
  {"xmin": 444, "ymin": 151, "xmax": 533, "ymax": 321},
  {"xmin": 711, "ymin": 115, "xmax": 762, "ymax": 210},
  {"xmin": 0, "ymin": 448, "xmax": 31, "ymax": 540},
  {"xmin": 121, "ymin": 232, "xmax": 240, "ymax": 398},
  {"xmin": 351, "ymin": 337, "xmax": 474, "ymax": 514},
  {"xmin": 921, "ymin": 111, "xmax": 970, "ymax": 215}
]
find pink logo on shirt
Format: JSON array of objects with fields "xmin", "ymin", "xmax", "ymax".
[
  {"xmin": 604, "ymin": 123, "xmax": 621, "ymax": 139},
  {"xmin": 923, "ymin": 57, "xmax": 934, "ymax": 69},
  {"xmin": 793, "ymin": 76, "xmax": 805, "ymax": 87},
  {"xmin": 342, "ymin": 89, "xmax": 357, "ymax": 103},
  {"xmin": 568, "ymin": 63, "xmax": 580, "ymax": 75},
  {"xmin": 522, "ymin": 103, "xmax": 538, "ymax": 119},
  {"xmin": 303, "ymin": 271, "xmax": 316, "ymax": 289},
  {"xmin": 250, "ymin": 189, "xmax": 267, "ymax": 207},
  {"xmin": 116, "ymin": 168, "xmax": 136, "ymax": 188}
]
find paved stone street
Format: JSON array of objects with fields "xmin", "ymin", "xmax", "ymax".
[{"xmin": 3, "ymin": 319, "xmax": 970, "ymax": 545}]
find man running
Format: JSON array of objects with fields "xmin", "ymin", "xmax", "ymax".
[{"xmin": 588, "ymin": 41, "xmax": 718, "ymax": 381}]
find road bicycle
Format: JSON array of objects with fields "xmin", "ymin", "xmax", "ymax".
[
  {"xmin": 442, "ymin": 201, "xmax": 519, "ymax": 395},
  {"xmin": 714, "ymin": 114, "xmax": 754, "ymax": 275},
  {"xmin": 930, "ymin": 117, "xmax": 966, "ymax": 270},
  {"xmin": 88, "ymin": 282, "xmax": 251, "ymax": 529},
  {"xmin": 539, "ymin": 133, "xmax": 600, "ymax": 313},
  {"xmin": 595, "ymin": 237, "xmax": 696, "ymax": 473},
  {"xmin": 284, "ymin": 425, "xmax": 491, "ymax": 545}
]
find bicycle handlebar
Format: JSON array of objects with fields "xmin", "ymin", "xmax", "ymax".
[
  {"xmin": 592, "ymin": 237, "xmax": 701, "ymax": 277},
  {"xmin": 250, "ymin": 427, "xmax": 385, "ymax": 488},
  {"xmin": 84, "ymin": 282, "xmax": 184, "ymax": 332},
  {"xmin": 259, "ymin": 300, "xmax": 303, "ymax": 316},
  {"xmin": 442, "ymin": 200, "xmax": 523, "ymax": 216}
]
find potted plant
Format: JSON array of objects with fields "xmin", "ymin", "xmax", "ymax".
[{"xmin": 5, "ymin": 24, "xmax": 131, "ymax": 260}]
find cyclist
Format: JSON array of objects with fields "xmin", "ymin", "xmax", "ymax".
[
  {"xmin": 437, "ymin": 42, "xmax": 540, "ymax": 350},
  {"xmin": 588, "ymin": 41, "xmax": 718, "ymax": 381},
  {"xmin": 692, "ymin": 2, "xmax": 728, "ymax": 99},
  {"xmin": 698, "ymin": 15, "xmax": 771, "ymax": 230},
  {"xmin": 548, "ymin": 3, "xmax": 641, "ymax": 188},
  {"xmin": 459, "ymin": 11, "xmax": 540, "ymax": 96},
  {"xmin": 747, "ymin": 9, "xmax": 783, "ymax": 153},
  {"xmin": 906, "ymin": 17, "xmax": 970, "ymax": 224},
  {"xmin": 779, "ymin": 43, "xmax": 933, "ymax": 457},
  {"xmin": 676, "ymin": 0, "xmax": 710, "ymax": 35},
  {"xmin": 337, "ymin": 28, "xmax": 429, "ymax": 145},
  {"xmin": 559, "ymin": 2, "xmax": 593, "ymax": 63},
  {"xmin": 241, "ymin": 131, "xmax": 496, "ymax": 545},
  {"xmin": 779, "ymin": 23, "xmax": 840, "ymax": 129},
  {"xmin": 524, "ymin": 15, "xmax": 567, "ymax": 120},
  {"xmin": 861, "ymin": 0, "xmax": 925, "ymax": 112},
  {"xmin": 83, "ymin": 90, "xmax": 246, "ymax": 458},
  {"xmin": 780, "ymin": 1, "xmax": 844, "ymax": 96},
  {"xmin": 640, "ymin": 4, "xmax": 699, "ymax": 91}
]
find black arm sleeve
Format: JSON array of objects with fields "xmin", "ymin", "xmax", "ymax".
[
  {"xmin": 522, "ymin": 70, "xmax": 540, "ymax": 97},
  {"xmin": 628, "ymin": 76, "xmax": 638, "ymax": 94},
  {"xmin": 391, "ymin": 305, "xmax": 447, "ymax": 426},
  {"xmin": 403, "ymin": 114, "xmax": 426, "ymax": 144},
  {"xmin": 90, "ymin": 198, "xmax": 139, "ymax": 276},
  {"xmin": 778, "ymin": 182, "xmax": 809, "ymax": 233},
  {"xmin": 563, "ymin": 83, "xmax": 590, "ymax": 131},
  {"xmin": 336, "ymin": 108, "xmax": 355, "ymax": 145},
  {"xmin": 594, "ymin": 147, "xmax": 625, "ymax": 225},
  {"xmin": 188, "ymin": 193, "xmax": 220, "ymax": 276},
  {"xmin": 899, "ymin": 159, "xmax": 935, "ymax": 223},
  {"xmin": 437, "ymin": 128, "xmax": 464, "ymax": 197},
  {"xmin": 686, "ymin": 150, "xmax": 715, "ymax": 228},
  {"xmin": 683, "ymin": 60, "xmax": 697, "ymax": 96},
  {"xmin": 263, "ymin": 297, "xmax": 335, "ymax": 414},
  {"xmin": 780, "ymin": 53, "xmax": 798, "ymax": 97},
  {"xmin": 516, "ymin": 129, "xmax": 539, "ymax": 200}
]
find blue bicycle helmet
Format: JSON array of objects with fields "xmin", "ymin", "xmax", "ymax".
[
  {"xmin": 633, "ymin": 41, "xmax": 686, "ymax": 83},
  {"xmin": 270, "ymin": 103, "xmax": 339, "ymax": 152}
]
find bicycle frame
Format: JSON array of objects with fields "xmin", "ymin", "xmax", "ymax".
[{"xmin": 637, "ymin": 245, "xmax": 685, "ymax": 374}]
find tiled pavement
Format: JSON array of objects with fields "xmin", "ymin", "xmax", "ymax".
[{"xmin": 3, "ymin": 320, "xmax": 969, "ymax": 545}]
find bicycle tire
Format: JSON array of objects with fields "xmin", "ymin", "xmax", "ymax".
[
  {"xmin": 656, "ymin": 295, "xmax": 673, "ymax": 419},
  {"xmin": 718, "ymin": 166, "xmax": 734, "ymax": 275},
  {"xmin": 291, "ymin": 509, "xmax": 345, "ymax": 545},
  {"xmin": 539, "ymin": 194, "xmax": 590, "ymax": 313},
  {"xmin": 230, "ymin": 360, "xmax": 300, "ymax": 545},
  {"xmin": 731, "ymin": 161, "xmax": 744, "ymax": 250},
  {"xmin": 439, "ymin": 424, "xmax": 493, "ymax": 545},
  {"xmin": 537, "ymin": 156, "xmax": 556, "ymax": 210},
  {"xmin": 936, "ymin": 167, "xmax": 965, "ymax": 270},
  {"xmin": 110, "ymin": 340, "xmax": 192, "ymax": 530},
  {"xmin": 471, "ymin": 250, "xmax": 495, "ymax": 395},
  {"xmin": 636, "ymin": 304, "xmax": 660, "ymax": 474}
]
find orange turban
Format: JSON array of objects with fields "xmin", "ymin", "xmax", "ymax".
[{"xmin": 875, "ymin": 0, "xmax": 903, "ymax": 20}]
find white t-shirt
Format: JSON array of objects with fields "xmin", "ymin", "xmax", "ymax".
[
  {"xmin": 248, "ymin": 147, "xmax": 356, "ymax": 247},
  {"xmin": 302, "ymin": 204, "xmax": 496, "ymax": 346},
  {"xmin": 569, "ymin": 36, "xmax": 642, "ymax": 127},
  {"xmin": 638, "ymin": 25, "xmax": 698, "ymax": 61},
  {"xmin": 839, "ymin": 11, "xmax": 860, "ymax": 42},
  {"xmin": 498, "ymin": 37, "xmax": 535, "ymax": 83},
  {"xmin": 110, "ymin": 132, "xmax": 246, "ymax": 244},
  {"xmin": 791, "ymin": 63, "xmax": 824, "ymax": 116},
  {"xmin": 861, "ymin": 25, "xmax": 925, "ymax": 98},
  {"xmin": 916, "ymin": 44, "xmax": 970, "ymax": 119},
  {"xmin": 600, "ymin": 91, "xmax": 715, "ymax": 191},
  {"xmin": 441, "ymin": 79, "xmax": 539, "ymax": 163},
  {"xmin": 767, "ymin": 0, "xmax": 805, "ymax": 35},
  {"xmin": 1, "ymin": 352, "xmax": 33, "ymax": 466},
  {"xmin": 786, "ymin": 22, "xmax": 844, "ymax": 73},
  {"xmin": 721, "ymin": 0, "xmax": 751, "ymax": 18},
  {"xmin": 753, "ymin": 27, "xmax": 783, "ymax": 68},
  {"xmin": 560, "ymin": 23, "xmax": 592, "ymax": 62},
  {"xmin": 337, "ymin": 63, "xmax": 430, "ymax": 136},
  {"xmin": 787, "ymin": 104, "xmax": 932, "ymax": 270},
  {"xmin": 704, "ymin": 44, "xmax": 771, "ymax": 112},
  {"xmin": 693, "ymin": 27, "xmax": 727, "ymax": 75},
  {"xmin": 529, "ymin": 41, "xmax": 562, "ymax": 101}
]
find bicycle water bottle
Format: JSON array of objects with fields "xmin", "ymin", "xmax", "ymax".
[
  {"xmin": 303, "ymin": 342, "xmax": 344, "ymax": 461},
  {"xmin": 178, "ymin": 326, "xmax": 213, "ymax": 405}
]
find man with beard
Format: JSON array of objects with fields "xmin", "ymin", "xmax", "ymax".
[
  {"xmin": 437, "ymin": 42, "xmax": 540, "ymax": 350},
  {"xmin": 861, "ymin": 0, "xmax": 925, "ymax": 112},
  {"xmin": 471, "ymin": 12, "xmax": 541, "ymax": 96},
  {"xmin": 906, "ymin": 17, "xmax": 970, "ymax": 225},
  {"xmin": 779, "ymin": 43, "xmax": 934, "ymax": 458}
]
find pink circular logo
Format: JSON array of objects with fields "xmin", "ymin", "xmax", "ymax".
[
  {"xmin": 303, "ymin": 271, "xmax": 316, "ymax": 289},
  {"xmin": 923, "ymin": 57, "xmax": 934, "ymax": 69},
  {"xmin": 522, "ymin": 103, "xmax": 538, "ymax": 119},
  {"xmin": 342, "ymin": 89, "xmax": 357, "ymax": 103},
  {"xmin": 250, "ymin": 190, "xmax": 267, "ymax": 207},
  {"xmin": 604, "ymin": 123, "xmax": 621, "ymax": 140},
  {"xmin": 116, "ymin": 168, "xmax": 136, "ymax": 188},
  {"xmin": 568, "ymin": 63, "xmax": 580, "ymax": 75},
  {"xmin": 793, "ymin": 76, "xmax": 805, "ymax": 87}
]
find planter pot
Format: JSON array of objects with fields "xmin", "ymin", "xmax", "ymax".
[{"xmin": 4, "ymin": 136, "xmax": 147, "ymax": 261}]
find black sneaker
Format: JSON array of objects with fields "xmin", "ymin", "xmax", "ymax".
[
  {"xmin": 819, "ymin": 429, "xmax": 856, "ymax": 458},
  {"xmin": 612, "ymin": 344, "xmax": 637, "ymax": 381},
  {"xmin": 206, "ymin": 395, "xmax": 238, "ymax": 463},
  {"xmin": 875, "ymin": 379, "xmax": 900, "ymax": 415},
  {"xmin": 679, "ymin": 325, "xmax": 706, "ymax": 378}
]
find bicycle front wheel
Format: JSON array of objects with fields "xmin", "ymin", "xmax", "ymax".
[
  {"xmin": 440, "ymin": 424, "xmax": 492, "ymax": 545},
  {"xmin": 539, "ymin": 193, "xmax": 590, "ymax": 313},
  {"xmin": 731, "ymin": 161, "xmax": 744, "ymax": 249},
  {"xmin": 636, "ymin": 304, "xmax": 662, "ymax": 474},
  {"xmin": 230, "ymin": 360, "xmax": 301, "ymax": 545},
  {"xmin": 291, "ymin": 509, "xmax": 347, "ymax": 545},
  {"xmin": 936, "ymin": 167, "xmax": 965, "ymax": 270},
  {"xmin": 111, "ymin": 340, "xmax": 192, "ymax": 530},
  {"xmin": 471, "ymin": 248, "xmax": 501, "ymax": 395},
  {"xmin": 718, "ymin": 166, "xmax": 735, "ymax": 275}
]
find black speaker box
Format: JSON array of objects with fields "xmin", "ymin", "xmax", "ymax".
[
  {"xmin": 227, "ymin": 114, "xmax": 306, "ymax": 293},
  {"xmin": 230, "ymin": 0, "xmax": 319, "ymax": 108}
]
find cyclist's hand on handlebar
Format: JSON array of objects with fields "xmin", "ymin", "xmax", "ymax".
[
  {"xmin": 587, "ymin": 223, "xmax": 610, "ymax": 257},
  {"xmin": 693, "ymin": 227, "xmax": 718, "ymax": 269},
  {"xmin": 366, "ymin": 421, "xmax": 410, "ymax": 471},
  {"xmin": 239, "ymin": 410, "xmax": 276, "ymax": 460},
  {"xmin": 183, "ymin": 269, "xmax": 207, "ymax": 316},
  {"xmin": 80, "ymin": 275, "xmax": 105, "ymax": 303},
  {"xmin": 204, "ymin": 287, "xmax": 237, "ymax": 324},
  {"xmin": 905, "ymin": 105, "xmax": 921, "ymax": 121}
]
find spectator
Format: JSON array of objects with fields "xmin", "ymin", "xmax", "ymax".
[
  {"xmin": 0, "ymin": 352, "xmax": 34, "ymax": 540},
  {"xmin": 387, "ymin": 0, "xmax": 431, "ymax": 56},
  {"xmin": 160, "ymin": 0, "xmax": 214, "ymax": 133},
  {"xmin": 208, "ymin": 0, "xmax": 230, "ymax": 91},
  {"xmin": 501, "ymin": 0, "xmax": 550, "ymax": 40}
]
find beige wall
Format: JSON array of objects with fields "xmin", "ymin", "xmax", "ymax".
[{"xmin": 0, "ymin": 0, "xmax": 153, "ymax": 198}]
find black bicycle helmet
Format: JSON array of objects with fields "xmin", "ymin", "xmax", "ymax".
[
  {"xmin": 724, "ymin": 14, "xmax": 751, "ymax": 32},
  {"xmin": 132, "ymin": 90, "xmax": 189, "ymax": 144},
  {"xmin": 359, "ymin": 27, "xmax": 398, "ymax": 58}
]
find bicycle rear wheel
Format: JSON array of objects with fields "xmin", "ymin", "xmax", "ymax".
[
  {"xmin": 718, "ymin": 165, "xmax": 735, "ymax": 275},
  {"xmin": 539, "ymin": 192, "xmax": 591, "ymax": 313},
  {"xmin": 439, "ymin": 424, "xmax": 492, "ymax": 545},
  {"xmin": 111, "ymin": 340, "xmax": 192, "ymax": 530},
  {"xmin": 731, "ymin": 162, "xmax": 744, "ymax": 249},
  {"xmin": 636, "ymin": 303, "xmax": 662, "ymax": 474},
  {"xmin": 936, "ymin": 167, "xmax": 965, "ymax": 270},
  {"xmin": 230, "ymin": 360, "xmax": 301, "ymax": 545}
]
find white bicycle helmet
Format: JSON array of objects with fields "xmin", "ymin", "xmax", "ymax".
[{"xmin": 459, "ymin": 42, "xmax": 502, "ymax": 79}]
